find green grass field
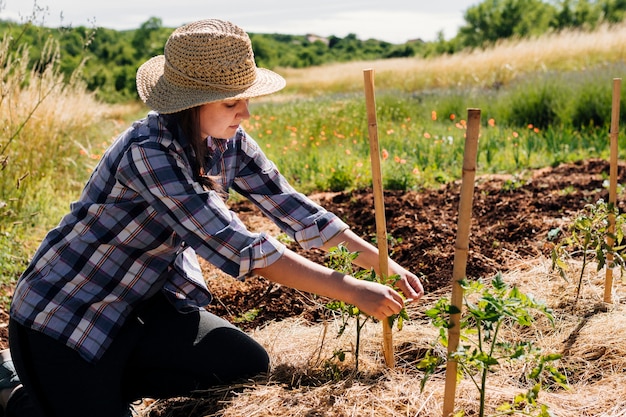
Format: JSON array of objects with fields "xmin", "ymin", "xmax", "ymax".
[{"xmin": 1, "ymin": 22, "xmax": 626, "ymax": 286}]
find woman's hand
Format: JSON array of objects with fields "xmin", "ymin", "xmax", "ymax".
[
  {"xmin": 322, "ymin": 229, "xmax": 425, "ymax": 306},
  {"xmin": 255, "ymin": 250, "xmax": 414, "ymax": 322},
  {"xmin": 346, "ymin": 278, "xmax": 406, "ymax": 321},
  {"xmin": 388, "ymin": 261, "xmax": 424, "ymax": 304}
]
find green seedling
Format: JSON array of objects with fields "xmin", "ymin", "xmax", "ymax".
[
  {"xmin": 551, "ymin": 199, "xmax": 626, "ymax": 303},
  {"xmin": 324, "ymin": 243, "xmax": 409, "ymax": 373},
  {"xmin": 419, "ymin": 273, "xmax": 567, "ymax": 417}
]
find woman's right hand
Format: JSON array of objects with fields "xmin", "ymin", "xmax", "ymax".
[
  {"xmin": 344, "ymin": 277, "xmax": 405, "ymax": 321},
  {"xmin": 255, "ymin": 249, "xmax": 405, "ymax": 322}
]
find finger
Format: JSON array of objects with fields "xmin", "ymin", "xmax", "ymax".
[
  {"xmin": 398, "ymin": 276, "xmax": 424, "ymax": 301},
  {"xmin": 387, "ymin": 297, "xmax": 404, "ymax": 316}
]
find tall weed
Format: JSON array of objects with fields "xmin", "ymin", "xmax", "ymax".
[{"xmin": 0, "ymin": 27, "xmax": 127, "ymax": 284}]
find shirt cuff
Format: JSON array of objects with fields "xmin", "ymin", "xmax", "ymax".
[
  {"xmin": 294, "ymin": 213, "xmax": 350, "ymax": 250},
  {"xmin": 237, "ymin": 232, "xmax": 286, "ymax": 279}
]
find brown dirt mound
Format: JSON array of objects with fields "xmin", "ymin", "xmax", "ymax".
[{"xmin": 204, "ymin": 158, "xmax": 626, "ymax": 331}]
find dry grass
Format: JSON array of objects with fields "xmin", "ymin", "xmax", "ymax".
[
  {"xmin": 278, "ymin": 22, "xmax": 626, "ymax": 96},
  {"xmin": 137, "ymin": 257, "xmax": 626, "ymax": 417}
]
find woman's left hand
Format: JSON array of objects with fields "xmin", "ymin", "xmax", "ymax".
[{"xmin": 389, "ymin": 262, "xmax": 424, "ymax": 304}]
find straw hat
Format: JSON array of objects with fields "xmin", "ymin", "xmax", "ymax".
[{"xmin": 136, "ymin": 19, "xmax": 286, "ymax": 114}]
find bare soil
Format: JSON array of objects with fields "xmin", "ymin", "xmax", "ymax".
[{"xmin": 204, "ymin": 158, "xmax": 625, "ymax": 332}]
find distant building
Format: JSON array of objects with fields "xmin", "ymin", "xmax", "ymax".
[{"xmin": 306, "ymin": 34, "xmax": 330, "ymax": 45}]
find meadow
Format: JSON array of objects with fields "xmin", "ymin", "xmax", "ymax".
[
  {"xmin": 2, "ymin": 21, "xmax": 626, "ymax": 416},
  {"xmin": 2, "ymin": 21, "xmax": 626, "ymax": 291}
]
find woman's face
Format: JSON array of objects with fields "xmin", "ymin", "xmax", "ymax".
[{"xmin": 198, "ymin": 99, "xmax": 251, "ymax": 139}]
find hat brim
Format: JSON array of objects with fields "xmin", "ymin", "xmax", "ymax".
[{"xmin": 136, "ymin": 55, "xmax": 286, "ymax": 114}]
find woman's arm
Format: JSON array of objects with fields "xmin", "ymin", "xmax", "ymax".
[
  {"xmin": 253, "ymin": 249, "xmax": 406, "ymax": 321},
  {"xmin": 321, "ymin": 229, "xmax": 424, "ymax": 303}
]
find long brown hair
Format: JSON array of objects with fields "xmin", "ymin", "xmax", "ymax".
[{"xmin": 174, "ymin": 107, "xmax": 221, "ymax": 192}]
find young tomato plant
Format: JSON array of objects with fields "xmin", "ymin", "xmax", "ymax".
[
  {"xmin": 419, "ymin": 273, "xmax": 567, "ymax": 417},
  {"xmin": 551, "ymin": 199, "xmax": 626, "ymax": 303},
  {"xmin": 324, "ymin": 243, "xmax": 409, "ymax": 373}
]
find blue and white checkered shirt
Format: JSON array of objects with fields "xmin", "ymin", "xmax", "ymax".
[{"xmin": 10, "ymin": 111, "xmax": 348, "ymax": 363}]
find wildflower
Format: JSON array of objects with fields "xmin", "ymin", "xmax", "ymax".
[
  {"xmin": 431, "ymin": 111, "xmax": 437, "ymax": 121},
  {"xmin": 527, "ymin": 124, "xmax": 534, "ymax": 129},
  {"xmin": 400, "ymin": 158, "xmax": 407, "ymax": 164},
  {"xmin": 345, "ymin": 149, "xmax": 351, "ymax": 155},
  {"xmin": 412, "ymin": 167, "xmax": 420, "ymax": 175},
  {"xmin": 381, "ymin": 149, "xmax": 389, "ymax": 160},
  {"xmin": 513, "ymin": 131, "xmax": 519, "ymax": 138},
  {"xmin": 424, "ymin": 132, "xmax": 431, "ymax": 139},
  {"xmin": 386, "ymin": 129, "xmax": 395, "ymax": 135},
  {"xmin": 534, "ymin": 127, "xmax": 540, "ymax": 133},
  {"xmin": 488, "ymin": 118, "xmax": 495, "ymax": 127},
  {"xmin": 266, "ymin": 143, "xmax": 271, "ymax": 148},
  {"xmin": 450, "ymin": 114, "xmax": 456, "ymax": 121},
  {"xmin": 394, "ymin": 155, "xmax": 401, "ymax": 163}
]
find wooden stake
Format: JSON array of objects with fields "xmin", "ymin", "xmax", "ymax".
[
  {"xmin": 363, "ymin": 68, "xmax": 394, "ymax": 368},
  {"xmin": 604, "ymin": 78, "xmax": 621, "ymax": 303},
  {"xmin": 442, "ymin": 109, "xmax": 481, "ymax": 417}
]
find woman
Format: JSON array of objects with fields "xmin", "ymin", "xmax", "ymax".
[{"xmin": 0, "ymin": 19, "xmax": 423, "ymax": 417}]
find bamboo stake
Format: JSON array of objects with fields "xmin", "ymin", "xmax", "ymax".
[
  {"xmin": 442, "ymin": 108, "xmax": 481, "ymax": 417},
  {"xmin": 604, "ymin": 78, "xmax": 621, "ymax": 303},
  {"xmin": 363, "ymin": 68, "xmax": 394, "ymax": 368}
]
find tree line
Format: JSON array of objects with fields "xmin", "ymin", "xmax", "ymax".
[{"xmin": 1, "ymin": 0, "xmax": 625, "ymax": 103}]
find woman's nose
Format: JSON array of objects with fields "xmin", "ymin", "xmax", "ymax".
[{"xmin": 238, "ymin": 100, "xmax": 251, "ymax": 120}]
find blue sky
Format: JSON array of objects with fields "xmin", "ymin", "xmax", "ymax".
[{"xmin": 0, "ymin": 0, "xmax": 480, "ymax": 43}]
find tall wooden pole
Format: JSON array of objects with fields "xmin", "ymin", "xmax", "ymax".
[
  {"xmin": 442, "ymin": 109, "xmax": 481, "ymax": 416},
  {"xmin": 604, "ymin": 78, "xmax": 621, "ymax": 303},
  {"xmin": 363, "ymin": 68, "xmax": 394, "ymax": 368}
]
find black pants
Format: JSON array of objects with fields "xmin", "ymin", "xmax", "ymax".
[{"xmin": 7, "ymin": 292, "xmax": 269, "ymax": 417}]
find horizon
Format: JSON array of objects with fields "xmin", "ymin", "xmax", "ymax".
[{"xmin": 0, "ymin": 0, "xmax": 480, "ymax": 44}]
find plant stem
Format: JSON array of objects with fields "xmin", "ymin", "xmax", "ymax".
[{"xmin": 575, "ymin": 244, "xmax": 588, "ymax": 303}]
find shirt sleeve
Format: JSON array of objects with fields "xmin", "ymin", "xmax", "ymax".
[
  {"xmin": 117, "ymin": 139, "xmax": 285, "ymax": 279},
  {"xmin": 231, "ymin": 133, "xmax": 349, "ymax": 250}
]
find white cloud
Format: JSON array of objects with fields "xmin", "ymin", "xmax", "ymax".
[{"xmin": 1, "ymin": 0, "xmax": 475, "ymax": 43}]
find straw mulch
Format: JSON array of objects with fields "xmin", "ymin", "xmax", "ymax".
[{"xmin": 137, "ymin": 257, "xmax": 626, "ymax": 417}]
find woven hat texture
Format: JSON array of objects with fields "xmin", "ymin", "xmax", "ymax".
[{"xmin": 136, "ymin": 19, "xmax": 286, "ymax": 113}]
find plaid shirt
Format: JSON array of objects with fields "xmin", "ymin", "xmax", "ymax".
[{"xmin": 10, "ymin": 111, "xmax": 348, "ymax": 363}]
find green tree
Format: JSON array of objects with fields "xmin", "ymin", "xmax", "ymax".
[
  {"xmin": 598, "ymin": 0, "xmax": 626, "ymax": 22},
  {"xmin": 458, "ymin": 0, "xmax": 556, "ymax": 47}
]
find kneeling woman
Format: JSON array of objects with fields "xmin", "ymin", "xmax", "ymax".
[{"xmin": 1, "ymin": 18, "xmax": 424, "ymax": 417}]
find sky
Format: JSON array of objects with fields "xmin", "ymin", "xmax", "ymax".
[{"xmin": 0, "ymin": 0, "xmax": 481, "ymax": 43}]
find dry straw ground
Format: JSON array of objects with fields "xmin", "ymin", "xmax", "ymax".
[{"xmin": 137, "ymin": 259, "xmax": 626, "ymax": 417}]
